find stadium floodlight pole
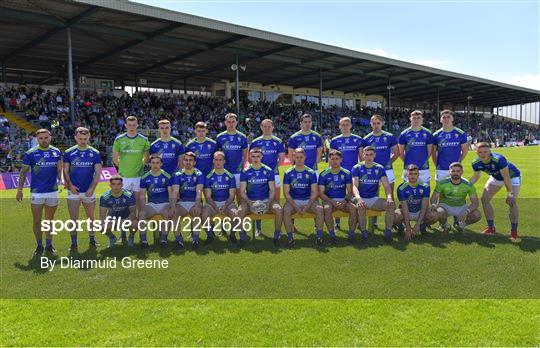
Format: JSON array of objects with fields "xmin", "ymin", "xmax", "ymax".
[
  {"xmin": 235, "ymin": 55, "xmax": 240, "ymax": 116},
  {"xmin": 319, "ymin": 68, "xmax": 323, "ymax": 129},
  {"xmin": 66, "ymin": 27, "xmax": 75, "ymax": 125}
]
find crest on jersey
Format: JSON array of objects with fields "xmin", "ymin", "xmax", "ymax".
[
  {"xmin": 171, "ymin": 143, "xmax": 175, "ymax": 148},
  {"xmin": 162, "ymin": 178, "xmax": 166, "ymax": 183},
  {"xmin": 383, "ymin": 136, "xmax": 387, "ymax": 141},
  {"xmin": 423, "ymin": 133, "xmax": 427, "ymax": 138},
  {"xmin": 305, "ymin": 174, "xmax": 309, "ymax": 179},
  {"xmin": 454, "ymin": 133, "xmax": 459, "ymax": 138},
  {"xmin": 419, "ymin": 189, "xmax": 423, "ymax": 194},
  {"xmin": 89, "ymin": 152, "xmax": 94, "ymax": 157}
]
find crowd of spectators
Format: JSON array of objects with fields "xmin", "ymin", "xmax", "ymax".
[{"xmin": 0, "ymin": 85, "xmax": 538, "ymax": 171}]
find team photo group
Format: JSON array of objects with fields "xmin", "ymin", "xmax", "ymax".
[{"xmin": 17, "ymin": 109, "xmax": 521, "ymax": 255}]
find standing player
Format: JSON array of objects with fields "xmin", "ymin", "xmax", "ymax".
[
  {"xmin": 329, "ymin": 116, "xmax": 362, "ymax": 230},
  {"xmin": 185, "ymin": 122, "xmax": 218, "ymax": 177},
  {"xmin": 149, "ymin": 119, "xmax": 185, "ymax": 176},
  {"xmin": 99, "ymin": 176, "xmax": 137, "ymax": 247},
  {"xmin": 398, "ymin": 110, "xmax": 433, "ymax": 183},
  {"xmin": 469, "ymin": 142, "xmax": 521, "ymax": 240},
  {"xmin": 170, "ymin": 152, "xmax": 204, "ymax": 250},
  {"xmin": 63, "ymin": 127, "xmax": 102, "ymax": 251},
  {"xmin": 112, "ymin": 116, "xmax": 150, "ymax": 219},
  {"xmin": 238, "ymin": 148, "xmax": 283, "ymax": 247},
  {"xmin": 431, "ymin": 162, "xmax": 481, "ymax": 233},
  {"xmin": 282, "ymin": 148, "xmax": 325, "ymax": 248},
  {"xmin": 394, "ymin": 164, "xmax": 438, "ymax": 240},
  {"xmin": 249, "ymin": 119, "xmax": 286, "ymax": 236},
  {"xmin": 319, "ymin": 150, "xmax": 356, "ymax": 244},
  {"xmin": 215, "ymin": 113, "xmax": 248, "ymax": 198},
  {"xmin": 352, "ymin": 146, "xmax": 395, "ymax": 242},
  {"xmin": 16, "ymin": 129, "xmax": 62, "ymax": 255},
  {"xmin": 287, "ymin": 113, "xmax": 323, "ymax": 174},
  {"xmin": 432, "ymin": 110, "xmax": 468, "ymax": 182},
  {"xmin": 138, "ymin": 155, "xmax": 173, "ymax": 249},
  {"xmin": 201, "ymin": 151, "xmax": 239, "ymax": 246}
]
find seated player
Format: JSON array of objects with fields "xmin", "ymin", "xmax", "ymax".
[
  {"xmin": 99, "ymin": 176, "xmax": 137, "ymax": 247},
  {"xmin": 238, "ymin": 148, "xmax": 283, "ymax": 247},
  {"xmin": 319, "ymin": 149, "xmax": 356, "ymax": 245},
  {"xmin": 201, "ymin": 151, "xmax": 239, "ymax": 246},
  {"xmin": 431, "ymin": 162, "xmax": 481, "ymax": 233},
  {"xmin": 170, "ymin": 152, "xmax": 204, "ymax": 250},
  {"xmin": 469, "ymin": 142, "xmax": 521, "ymax": 240},
  {"xmin": 352, "ymin": 146, "xmax": 395, "ymax": 242},
  {"xmin": 138, "ymin": 154, "xmax": 173, "ymax": 249},
  {"xmin": 394, "ymin": 164, "xmax": 438, "ymax": 240},
  {"xmin": 283, "ymin": 148, "xmax": 325, "ymax": 248}
]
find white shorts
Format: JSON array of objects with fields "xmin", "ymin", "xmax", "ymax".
[
  {"xmin": 486, "ymin": 176, "xmax": 522, "ymax": 187},
  {"xmin": 436, "ymin": 170, "xmax": 450, "ymax": 182},
  {"xmin": 123, "ymin": 177, "xmax": 141, "ymax": 192},
  {"xmin": 177, "ymin": 201, "xmax": 195, "ymax": 212},
  {"xmin": 409, "ymin": 211, "xmax": 420, "ymax": 221},
  {"xmin": 30, "ymin": 191, "xmax": 59, "ymax": 206},
  {"xmin": 233, "ymin": 174, "xmax": 241, "ymax": 188},
  {"xmin": 362, "ymin": 196, "xmax": 380, "ymax": 209},
  {"xmin": 385, "ymin": 169, "xmax": 396, "ymax": 184},
  {"xmin": 293, "ymin": 199, "xmax": 309, "ymax": 209},
  {"xmin": 439, "ymin": 203, "xmax": 467, "ymax": 217},
  {"xmin": 215, "ymin": 201, "xmax": 227, "ymax": 209},
  {"xmin": 274, "ymin": 174, "xmax": 281, "ymax": 188},
  {"xmin": 403, "ymin": 169, "xmax": 431, "ymax": 184},
  {"xmin": 146, "ymin": 202, "xmax": 169, "ymax": 214},
  {"xmin": 67, "ymin": 191, "xmax": 96, "ymax": 203}
]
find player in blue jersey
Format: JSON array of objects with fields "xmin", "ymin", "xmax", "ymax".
[
  {"xmin": 201, "ymin": 151, "xmax": 239, "ymax": 246},
  {"xmin": 287, "ymin": 113, "xmax": 323, "ymax": 173},
  {"xmin": 170, "ymin": 152, "xmax": 204, "ymax": 250},
  {"xmin": 432, "ymin": 110, "xmax": 468, "ymax": 182},
  {"xmin": 398, "ymin": 110, "xmax": 433, "ymax": 183},
  {"xmin": 149, "ymin": 119, "xmax": 185, "ymax": 175},
  {"xmin": 469, "ymin": 142, "xmax": 521, "ymax": 240},
  {"xmin": 16, "ymin": 129, "xmax": 63, "ymax": 255},
  {"xmin": 249, "ymin": 119, "xmax": 286, "ymax": 236},
  {"xmin": 138, "ymin": 154, "xmax": 173, "ymax": 249},
  {"xmin": 185, "ymin": 122, "xmax": 218, "ymax": 177},
  {"xmin": 393, "ymin": 164, "xmax": 438, "ymax": 240},
  {"xmin": 63, "ymin": 127, "xmax": 103, "ymax": 251},
  {"xmin": 215, "ymin": 113, "xmax": 248, "ymax": 196},
  {"xmin": 98, "ymin": 176, "xmax": 137, "ymax": 248},
  {"xmin": 238, "ymin": 148, "xmax": 283, "ymax": 247},
  {"xmin": 283, "ymin": 148, "xmax": 325, "ymax": 248},
  {"xmin": 319, "ymin": 150, "xmax": 356, "ymax": 245},
  {"xmin": 352, "ymin": 146, "xmax": 395, "ymax": 242}
]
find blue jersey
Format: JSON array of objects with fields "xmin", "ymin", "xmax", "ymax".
[
  {"xmin": 472, "ymin": 153, "xmax": 520, "ymax": 181},
  {"xmin": 150, "ymin": 137, "xmax": 185, "ymax": 175},
  {"xmin": 216, "ymin": 131, "xmax": 248, "ymax": 174},
  {"xmin": 397, "ymin": 181, "xmax": 430, "ymax": 214},
  {"xmin": 283, "ymin": 166, "xmax": 317, "ymax": 200},
  {"xmin": 287, "ymin": 130, "xmax": 323, "ymax": 170},
  {"xmin": 240, "ymin": 164, "xmax": 274, "ymax": 201},
  {"xmin": 329, "ymin": 134, "xmax": 363, "ymax": 171},
  {"xmin": 352, "ymin": 162, "xmax": 387, "ymax": 199},
  {"xmin": 63, "ymin": 145, "xmax": 102, "ymax": 193},
  {"xmin": 99, "ymin": 189, "xmax": 135, "ymax": 218},
  {"xmin": 250, "ymin": 135, "xmax": 285, "ymax": 174},
  {"xmin": 318, "ymin": 167, "xmax": 352, "ymax": 200},
  {"xmin": 22, "ymin": 146, "xmax": 61, "ymax": 193},
  {"xmin": 363, "ymin": 131, "xmax": 398, "ymax": 170},
  {"xmin": 140, "ymin": 170, "xmax": 172, "ymax": 204},
  {"xmin": 172, "ymin": 169, "xmax": 204, "ymax": 202},
  {"xmin": 204, "ymin": 169, "xmax": 236, "ymax": 202},
  {"xmin": 185, "ymin": 137, "xmax": 218, "ymax": 176},
  {"xmin": 432, "ymin": 127, "xmax": 468, "ymax": 170},
  {"xmin": 398, "ymin": 127, "xmax": 433, "ymax": 169}
]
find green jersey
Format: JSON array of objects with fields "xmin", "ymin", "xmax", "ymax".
[
  {"xmin": 435, "ymin": 178, "xmax": 476, "ymax": 207},
  {"xmin": 112, "ymin": 132, "xmax": 150, "ymax": 178}
]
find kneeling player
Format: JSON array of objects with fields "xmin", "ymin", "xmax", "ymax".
[
  {"xmin": 138, "ymin": 154, "xmax": 173, "ymax": 249},
  {"xmin": 394, "ymin": 164, "xmax": 438, "ymax": 240},
  {"xmin": 201, "ymin": 151, "xmax": 239, "ymax": 246},
  {"xmin": 283, "ymin": 148, "xmax": 325, "ymax": 248},
  {"xmin": 431, "ymin": 162, "xmax": 481, "ymax": 233},
  {"xmin": 238, "ymin": 148, "xmax": 283, "ymax": 247},
  {"xmin": 99, "ymin": 176, "xmax": 137, "ymax": 247},
  {"xmin": 170, "ymin": 152, "xmax": 204, "ymax": 250},
  {"xmin": 319, "ymin": 149, "xmax": 356, "ymax": 245},
  {"xmin": 352, "ymin": 146, "xmax": 395, "ymax": 242}
]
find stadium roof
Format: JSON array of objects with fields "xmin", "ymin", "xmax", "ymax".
[{"xmin": 1, "ymin": 0, "xmax": 539, "ymax": 107}]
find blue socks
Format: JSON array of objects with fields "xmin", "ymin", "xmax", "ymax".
[
  {"xmin": 384, "ymin": 229, "xmax": 392, "ymax": 238},
  {"xmin": 420, "ymin": 224, "xmax": 427, "ymax": 233},
  {"xmin": 361, "ymin": 230, "xmax": 369, "ymax": 239},
  {"xmin": 37, "ymin": 239, "xmax": 43, "ymax": 248},
  {"xmin": 348, "ymin": 231, "xmax": 355, "ymax": 238},
  {"xmin": 45, "ymin": 238, "xmax": 52, "ymax": 248},
  {"xmin": 487, "ymin": 220, "xmax": 495, "ymax": 228},
  {"xmin": 273, "ymin": 231, "xmax": 281, "ymax": 239},
  {"xmin": 316, "ymin": 230, "xmax": 323, "ymax": 239},
  {"xmin": 239, "ymin": 232, "xmax": 247, "ymax": 241},
  {"xmin": 141, "ymin": 233, "xmax": 147, "ymax": 243},
  {"xmin": 121, "ymin": 230, "xmax": 127, "ymax": 240},
  {"xmin": 70, "ymin": 234, "xmax": 77, "ymax": 245},
  {"xmin": 193, "ymin": 234, "xmax": 200, "ymax": 243},
  {"xmin": 175, "ymin": 234, "xmax": 183, "ymax": 243},
  {"xmin": 329, "ymin": 230, "xmax": 336, "ymax": 238},
  {"xmin": 89, "ymin": 235, "xmax": 95, "ymax": 243},
  {"xmin": 287, "ymin": 232, "xmax": 293, "ymax": 241},
  {"xmin": 255, "ymin": 220, "xmax": 262, "ymax": 230},
  {"xmin": 511, "ymin": 223, "xmax": 518, "ymax": 231}
]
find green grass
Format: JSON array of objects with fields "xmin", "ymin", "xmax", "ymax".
[{"xmin": 1, "ymin": 146, "xmax": 539, "ymax": 346}]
